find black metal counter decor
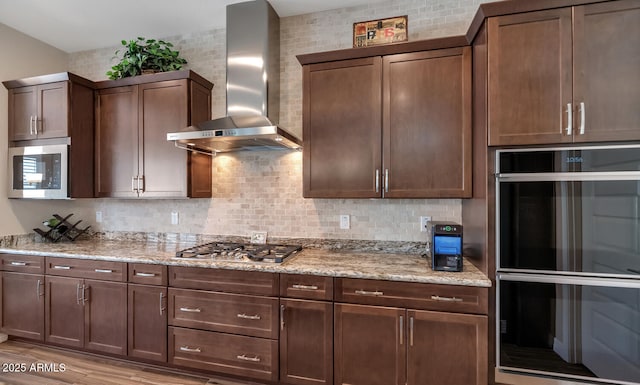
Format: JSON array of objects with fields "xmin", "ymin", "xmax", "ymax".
[{"xmin": 34, "ymin": 214, "xmax": 91, "ymax": 242}]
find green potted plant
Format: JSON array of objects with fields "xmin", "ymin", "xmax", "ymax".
[{"xmin": 106, "ymin": 37, "xmax": 188, "ymax": 80}]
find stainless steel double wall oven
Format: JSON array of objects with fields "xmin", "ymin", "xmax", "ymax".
[{"xmin": 495, "ymin": 145, "xmax": 640, "ymax": 385}]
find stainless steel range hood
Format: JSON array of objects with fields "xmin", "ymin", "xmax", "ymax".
[{"xmin": 167, "ymin": 0, "xmax": 301, "ymax": 154}]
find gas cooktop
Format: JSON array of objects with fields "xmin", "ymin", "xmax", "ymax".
[{"xmin": 174, "ymin": 242, "xmax": 301, "ymax": 263}]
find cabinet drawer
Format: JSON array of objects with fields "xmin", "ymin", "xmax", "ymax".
[
  {"xmin": 169, "ymin": 326, "xmax": 278, "ymax": 382},
  {"xmin": 335, "ymin": 278, "xmax": 488, "ymax": 315},
  {"xmin": 168, "ymin": 288, "xmax": 279, "ymax": 339},
  {"xmin": 45, "ymin": 257, "xmax": 126, "ymax": 282},
  {"xmin": 128, "ymin": 263, "xmax": 167, "ymax": 285},
  {"xmin": 169, "ymin": 266, "xmax": 278, "ymax": 296},
  {"xmin": 280, "ymin": 273, "xmax": 333, "ymax": 300},
  {"xmin": 0, "ymin": 254, "xmax": 44, "ymax": 274}
]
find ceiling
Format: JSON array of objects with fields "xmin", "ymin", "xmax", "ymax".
[{"xmin": 0, "ymin": 0, "xmax": 373, "ymax": 53}]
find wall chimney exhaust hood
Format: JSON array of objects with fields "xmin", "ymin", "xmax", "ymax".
[{"xmin": 166, "ymin": 0, "xmax": 302, "ymax": 154}]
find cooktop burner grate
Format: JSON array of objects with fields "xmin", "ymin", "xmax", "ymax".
[{"xmin": 174, "ymin": 242, "xmax": 301, "ymax": 263}]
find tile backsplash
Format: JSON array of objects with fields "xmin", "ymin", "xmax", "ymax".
[{"xmin": 66, "ymin": 0, "xmax": 486, "ymax": 242}]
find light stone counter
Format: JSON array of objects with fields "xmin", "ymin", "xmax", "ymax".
[{"xmin": 0, "ymin": 238, "xmax": 491, "ymax": 288}]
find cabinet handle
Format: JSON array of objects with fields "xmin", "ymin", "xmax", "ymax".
[
  {"xmin": 399, "ymin": 315, "xmax": 404, "ymax": 345},
  {"xmin": 76, "ymin": 283, "xmax": 82, "ymax": 305},
  {"xmin": 159, "ymin": 292, "xmax": 166, "ymax": 315},
  {"xmin": 179, "ymin": 346, "xmax": 201, "ymax": 353},
  {"xmin": 355, "ymin": 289, "xmax": 384, "ymax": 296},
  {"xmin": 29, "ymin": 115, "xmax": 35, "ymax": 135},
  {"xmin": 237, "ymin": 313, "xmax": 261, "ymax": 320},
  {"xmin": 384, "ymin": 169, "xmax": 389, "ymax": 193},
  {"xmin": 280, "ymin": 304, "xmax": 285, "ymax": 330},
  {"xmin": 94, "ymin": 269, "xmax": 113, "ymax": 273},
  {"xmin": 33, "ymin": 116, "xmax": 40, "ymax": 135},
  {"xmin": 430, "ymin": 295, "xmax": 463, "ymax": 302},
  {"xmin": 82, "ymin": 284, "xmax": 88, "ymax": 305},
  {"xmin": 10, "ymin": 261, "xmax": 28, "ymax": 266},
  {"xmin": 135, "ymin": 272, "xmax": 156, "ymax": 277},
  {"xmin": 138, "ymin": 175, "xmax": 145, "ymax": 193},
  {"xmin": 236, "ymin": 354, "xmax": 261, "ymax": 362},
  {"xmin": 565, "ymin": 103, "xmax": 572, "ymax": 136},
  {"xmin": 375, "ymin": 169, "xmax": 380, "ymax": 193},
  {"xmin": 291, "ymin": 284, "xmax": 318, "ymax": 290},
  {"xmin": 578, "ymin": 102, "xmax": 586, "ymax": 135},
  {"xmin": 131, "ymin": 177, "xmax": 138, "ymax": 193},
  {"xmin": 179, "ymin": 307, "xmax": 201, "ymax": 313},
  {"xmin": 36, "ymin": 279, "xmax": 44, "ymax": 298},
  {"xmin": 53, "ymin": 265, "xmax": 71, "ymax": 270},
  {"xmin": 409, "ymin": 316, "xmax": 414, "ymax": 346}
]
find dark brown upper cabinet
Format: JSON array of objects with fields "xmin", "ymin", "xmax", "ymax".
[
  {"xmin": 487, "ymin": 0, "xmax": 640, "ymax": 146},
  {"xmin": 94, "ymin": 70, "xmax": 213, "ymax": 198},
  {"xmin": 299, "ymin": 39, "xmax": 472, "ymax": 199}
]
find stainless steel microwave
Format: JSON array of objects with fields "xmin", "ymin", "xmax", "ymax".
[{"xmin": 8, "ymin": 144, "xmax": 69, "ymax": 199}]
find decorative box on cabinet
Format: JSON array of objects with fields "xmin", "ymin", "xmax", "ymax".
[
  {"xmin": 298, "ymin": 37, "xmax": 472, "ymax": 199},
  {"xmin": 94, "ymin": 70, "xmax": 213, "ymax": 198},
  {"xmin": 487, "ymin": 0, "xmax": 640, "ymax": 146}
]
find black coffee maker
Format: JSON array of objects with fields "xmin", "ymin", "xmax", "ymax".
[{"xmin": 429, "ymin": 222, "xmax": 463, "ymax": 272}]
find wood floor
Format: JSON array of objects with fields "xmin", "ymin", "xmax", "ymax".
[{"xmin": 0, "ymin": 340, "xmax": 252, "ymax": 385}]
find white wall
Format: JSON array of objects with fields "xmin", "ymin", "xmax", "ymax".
[{"xmin": 3, "ymin": 0, "xmax": 489, "ymax": 241}]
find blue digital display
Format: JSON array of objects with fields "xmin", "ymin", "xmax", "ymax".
[{"xmin": 433, "ymin": 235, "xmax": 461, "ymax": 255}]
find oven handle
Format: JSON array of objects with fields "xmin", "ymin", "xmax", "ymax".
[
  {"xmin": 497, "ymin": 272, "xmax": 640, "ymax": 288},
  {"xmin": 496, "ymin": 171, "xmax": 640, "ymax": 182}
]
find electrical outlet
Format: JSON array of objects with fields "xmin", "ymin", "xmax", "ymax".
[
  {"xmin": 420, "ymin": 216, "xmax": 432, "ymax": 232},
  {"xmin": 95, "ymin": 211, "xmax": 103, "ymax": 223},
  {"xmin": 340, "ymin": 214, "xmax": 350, "ymax": 230},
  {"xmin": 251, "ymin": 231, "xmax": 268, "ymax": 244},
  {"xmin": 171, "ymin": 211, "xmax": 179, "ymax": 225}
]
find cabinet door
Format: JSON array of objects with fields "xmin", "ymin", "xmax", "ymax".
[
  {"xmin": 0, "ymin": 272, "xmax": 44, "ymax": 340},
  {"xmin": 138, "ymin": 80, "xmax": 189, "ymax": 197},
  {"xmin": 573, "ymin": 0, "xmax": 640, "ymax": 143},
  {"xmin": 383, "ymin": 47, "xmax": 471, "ymax": 198},
  {"xmin": 334, "ymin": 303, "xmax": 405, "ymax": 385},
  {"xmin": 95, "ymin": 85, "xmax": 139, "ymax": 197},
  {"xmin": 280, "ymin": 299, "xmax": 333, "ymax": 385},
  {"xmin": 303, "ymin": 57, "xmax": 382, "ymax": 198},
  {"xmin": 407, "ymin": 310, "xmax": 487, "ymax": 385},
  {"xmin": 45, "ymin": 276, "xmax": 84, "ymax": 347},
  {"xmin": 37, "ymin": 81, "xmax": 69, "ymax": 139},
  {"xmin": 84, "ymin": 279, "xmax": 127, "ymax": 355},
  {"xmin": 488, "ymin": 8, "xmax": 573, "ymax": 146},
  {"xmin": 7, "ymin": 86, "xmax": 37, "ymax": 141},
  {"xmin": 128, "ymin": 284, "xmax": 167, "ymax": 362}
]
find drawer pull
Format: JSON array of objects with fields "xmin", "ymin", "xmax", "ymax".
[
  {"xmin": 10, "ymin": 261, "xmax": 28, "ymax": 266},
  {"xmin": 292, "ymin": 284, "xmax": 319, "ymax": 290},
  {"xmin": 53, "ymin": 265, "xmax": 71, "ymax": 270},
  {"xmin": 179, "ymin": 346, "xmax": 201, "ymax": 353},
  {"xmin": 431, "ymin": 295, "xmax": 463, "ymax": 302},
  {"xmin": 236, "ymin": 354, "xmax": 261, "ymax": 362},
  {"xmin": 355, "ymin": 289, "xmax": 384, "ymax": 296},
  {"xmin": 94, "ymin": 269, "xmax": 113, "ymax": 273},
  {"xmin": 237, "ymin": 313, "xmax": 261, "ymax": 320},
  {"xmin": 179, "ymin": 307, "xmax": 202, "ymax": 313},
  {"xmin": 135, "ymin": 272, "xmax": 156, "ymax": 277}
]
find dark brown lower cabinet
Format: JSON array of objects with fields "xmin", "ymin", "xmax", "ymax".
[
  {"xmin": 280, "ymin": 298, "xmax": 333, "ymax": 385},
  {"xmin": 45, "ymin": 276, "xmax": 127, "ymax": 355},
  {"xmin": 334, "ymin": 303, "xmax": 406, "ymax": 385},
  {"xmin": 169, "ymin": 326, "xmax": 278, "ymax": 382},
  {"xmin": 128, "ymin": 284, "xmax": 167, "ymax": 362},
  {"xmin": 334, "ymin": 303, "xmax": 488, "ymax": 385},
  {"xmin": 45, "ymin": 276, "xmax": 84, "ymax": 348},
  {"xmin": 0, "ymin": 272, "xmax": 44, "ymax": 340}
]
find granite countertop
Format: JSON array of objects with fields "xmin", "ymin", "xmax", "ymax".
[{"xmin": 0, "ymin": 237, "xmax": 491, "ymax": 288}]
